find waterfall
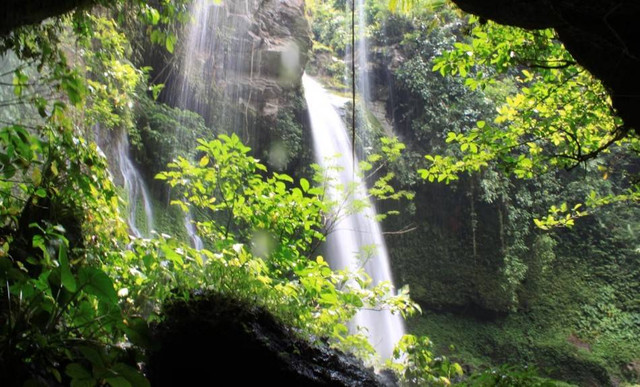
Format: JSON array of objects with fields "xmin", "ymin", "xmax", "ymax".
[
  {"xmin": 303, "ymin": 74, "xmax": 405, "ymax": 360},
  {"xmin": 184, "ymin": 211, "xmax": 204, "ymax": 251},
  {"xmin": 170, "ymin": 0, "xmax": 257, "ymax": 133},
  {"xmin": 95, "ymin": 125, "xmax": 154, "ymax": 238},
  {"xmin": 169, "ymin": 0, "xmax": 225, "ymax": 249},
  {"xmin": 115, "ymin": 130, "xmax": 154, "ymax": 238}
]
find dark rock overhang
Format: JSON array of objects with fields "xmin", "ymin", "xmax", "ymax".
[{"xmin": 0, "ymin": 0, "xmax": 95, "ymax": 37}]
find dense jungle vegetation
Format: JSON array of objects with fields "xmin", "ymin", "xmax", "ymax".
[
  {"xmin": 308, "ymin": 0, "xmax": 640, "ymax": 384},
  {"xmin": 0, "ymin": 0, "xmax": 638, "ymax": 386}
]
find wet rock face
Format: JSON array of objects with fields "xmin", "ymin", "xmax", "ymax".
[
  {"xmin": 157, "ymin": 0, "xmax": 312, "ymax": 172},
  {"xmin": 171, "ymin": 0, "xmax": 311, "ymax": 123},
  {"xmin": 146, "ymin": 294, "xmax": 394, "ymax": 387},
  {"xmin": 450, "ymin": 0, "xmax": 640, "ymax": 135}
]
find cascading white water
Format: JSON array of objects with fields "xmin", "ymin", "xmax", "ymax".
[
  {"xmin": 172, "ymin": 0, "xmax": 256, "ymax": 130},
  {"xmin": 101, "ymin": 126, "xmax": 154, "ymax": 238},
  {"xmin": 303, "ymin": 74, "xmax": 405, "ymax": 360},
  {"xmin": 171, "ymin": 0, "xmax": 223, "ymax": 249},
  {"xmin": 184, "ymin": 212, "xmax": 204, "ymax": 251}
]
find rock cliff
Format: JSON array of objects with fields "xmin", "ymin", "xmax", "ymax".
[{"xmin": 155, "ymin": 0, "xmax": 312, "ymax": 170}]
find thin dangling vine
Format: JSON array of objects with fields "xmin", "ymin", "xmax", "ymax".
[{"xmin": 351, "ymin": 0, "xmax": 356, "ymax": 170}]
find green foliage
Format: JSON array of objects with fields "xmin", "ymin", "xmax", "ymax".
[
  {"xmin": 0, "ymin": 2, "xmax": 426, "ymax": 383},
  {"xmin": 0, "ymin": 1, "xmax": 196, "ymax": 383},
  {"xmin": 425, "ymin": 16, "xmax": 639, "ymax": 224},
  {"xmin": 153, "ymin": 133, "xmax": 419, "ymax": 357},
  {"xmin": 305, "ymin": 0, "xmax": 349, "ymax": 86},
  {"xmin": 157, "ymin": 134, "xmax": 324, "ymax": 265},
  {"xmin": 79, "ymin": 15, "xmax": 143, "ymax": 131},
  {"xmin": 0, "ymin": 18, "xmax": 138, "ymax": 384},
  {"xmin": 132, "ymin": 93, "xmax": 210, "ymax": 180},
  {"xmin": 306, "ymin": 0, "xmax": 348, "ymax": 56},
  {"xmin": 386, "ymin": 0, "xmax": 447, "ymax": 14},
  {"xmin": 361, "ymin": 6, "xmax": 640, "ymax": 384},
  {"xmin": 461, "ymin": 365, "xmax": 564, "ymax": 387},
  {"xmin": 266, "ymin": 109, "xmax": 303, "ymax": 171},
  {"xmin": 388, "ymin": 334, "xmax": 463, "ymax": 386}
]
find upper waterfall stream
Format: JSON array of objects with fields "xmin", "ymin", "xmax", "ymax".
[{"xmin": 303, "ymin": 74, "xmax": 405, "ymax": 360}]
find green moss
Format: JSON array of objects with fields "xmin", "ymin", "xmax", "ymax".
[
  {"xmin": 148, "ymin": 197, "xmax": 189, "ymax": 243},
  {"xmin": 408, "ymin": 308, "xmax": 638, "ymax": 386}
]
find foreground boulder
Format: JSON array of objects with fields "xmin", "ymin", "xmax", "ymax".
[{"xmin": 146, "ymin": 294, "xmax": 394, "ymax": 387}]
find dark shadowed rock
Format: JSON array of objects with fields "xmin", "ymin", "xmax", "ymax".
[{"xmin": 147, "ymin": 294, "xmax": 396, "ymax": 387}]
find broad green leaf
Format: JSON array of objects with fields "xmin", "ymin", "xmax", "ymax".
[
  {"xmin": 165, "ymin": 34, "xmax": 177, "ymax": 53},
  {"xmin": 106, "ymin": 377, "xmax": 131, "ymax": 387},
  {"xmin": 79, "ymin": 346, "xmax": 105, "ymax": 369},
  {"xmin": 66, "ymin": 363, "xmax": 92, "ymax": 380},
  {"xmin": 300, "ymin": 178, "xmax": 310, "ymax": 192},
  {"xmin": 112, "ymin": 363, "xmax": 150, "ymax": 387},
  {"xmin": 59, "ymin": 244, "xmax": 76, "ymax": 292},
  {"xmin": 79, "ymin": 267, "xmax": 118, "ymax": 304}
]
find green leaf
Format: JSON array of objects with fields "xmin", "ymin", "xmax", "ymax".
[
  {"xmin": 34, "ymin": 187, "xmax": 47, "ymax": 198},
  {"xmin": 112, "ymin": 363, "xmax": 150, "ymax": 387},
  {"xmin": 123, "ymin": 317, "xmax": 151, "ymax": 348},
  {"xmin": 66, "ymin": 363, "xmax": 92, "ymax": 380},
  {"xmin": 79, "ymin": 346, "xmax": 105, "ymax": 369},
  {"xmin": 148, "ymin": 8, "xmax": 160, "ymax": 25},
  {"xmin": 59, "ymin": 244, "xmax": 76, "ymax": 292},
  {"xmin": 165, "ymin": 34, "xmax": 177, "ymax": 53},
  {"xmin": 61, "ymin": 73, "xmax": 85, "ymax": 106},
  {"xmin": 106, "ymin": 377, "xmax": 131, "ymax": 387},
  {"xmin": 275, "ymin": 173, "xmax": 294, "ymax": 183},
  {"xmin": 79, "ymin": 267, "xmax": 118, "ymax": 304},
  {"xmin": 300, "ymin": 178, "xmax": 310, "ymax": 192}
]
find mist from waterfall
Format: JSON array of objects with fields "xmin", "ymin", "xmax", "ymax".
[
  {"xmin": 168, "ymin": 0, "xmax": 229, "ymax": 249},
  {"xmin": 303, "ymin": 74, "xmax": 405, "ymax": 360},
  {"xmin": 344, "ymin": 0, "xmax": 371, "ymax": 104},
  {"xmin": 357, "ymin": 0, "xmax": 371, "ymax": 104}
]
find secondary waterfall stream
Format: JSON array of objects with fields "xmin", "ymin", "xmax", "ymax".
[
  {"xmin": 95, "ymin": 125, "xmax": 154, "ymax": 238},
  {"xmin": 303, "ymin": 74, "xmax": 405, "ymax": 360},
  {"xmin": 115, "ymin": 130, "xmax": 154, "ymax": 238}
]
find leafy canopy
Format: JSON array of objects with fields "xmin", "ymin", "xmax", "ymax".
[{"xmin": 419, "ymin": 14, "xmax": 639, "ymax": 228}]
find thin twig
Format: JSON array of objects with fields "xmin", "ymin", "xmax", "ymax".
[{"xmin": 382, "ymin": 225, "xmax": 417, "ymax": 235}]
